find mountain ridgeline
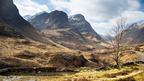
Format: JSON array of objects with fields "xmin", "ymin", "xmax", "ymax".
[
  {"xmin": 28, "ymin": 11, "xmax": 68, "ymax": 29},
  {"xmin": 0, "ymin": 0, "xmax": 103, "ymax": 50},
  {"xmin": 27, "ymin": 10, "xmax": 103, "ymax": 50},
  {"xmin": 1, "ymin": 0, "xmax": 144, "ymax": 51}
]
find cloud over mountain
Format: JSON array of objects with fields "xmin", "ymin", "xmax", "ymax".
[
  {"xmin": 14, "ymin": 0, "xmax": 144, "ymax": 35},
  {"xmin": 13, "ymin": 0, "xmax": 49, "ymax": 16}
]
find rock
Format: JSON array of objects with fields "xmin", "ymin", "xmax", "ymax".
[{"xmin": 49, "ymin": 53, "xmax": 88, "ymax": 67}]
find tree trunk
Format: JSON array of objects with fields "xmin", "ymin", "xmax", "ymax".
[{"xmin": 115, "ymin": 45, "xmax": 121, "ymax": 69}]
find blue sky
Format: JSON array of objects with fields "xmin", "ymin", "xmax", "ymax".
[
  {"xmin": 32, "ymin": 0, "xmax": 48, "ymax": 5},
  {"xmin": 13, "ymin": 0, "xmax": 144, "ymax": 35}
]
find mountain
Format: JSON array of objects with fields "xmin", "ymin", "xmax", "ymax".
[
  {"xmin": 28, "ymin": 10, "xmax": 103, "ymax": 50},
  {"xmin": 69, "ymin": 14, "xmax": 102, "ymax": 41},
  {"xmin": 123, "ymin": 21, "xmax": 144, "ymax": 44},
  {"xmin": 0, "ymin": 0, "xmax": 94, "ymax": 69},
  {"xmin": 23, "ymin": 15, "xmax": 34, "ymax": 20},
  {"xmin": 0, "ymin": 0, "xmax": 50, "ymax": 43},
  {"xmin": 29, "ymin": 11, "xmax": 68, "ymax": 30}
]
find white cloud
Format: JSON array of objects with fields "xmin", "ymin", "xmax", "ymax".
[
  {"xmin": 122, "ymin": 11, "xmax": 144, "ymax": 22},
  {"xmin": 14, "ymin": 0, "xmax": 49, "ymax": 16},
  {"xmin": 14, "ymin": 0, "xmax": 144, "ymax": 35},
  {"xmin": 49, "ymin": 0, "xmax": 144, "ymax": 35},
  {"xmin": 128, "ymin": 0, "xmax": 140, "ymax": 10},
  {"xmin": 92, "ymin": 10, "xmax": 144, "ymax": 35},
  {"xmin": 50, "ymin": 0, "xmax": 140, "ymax": 20}
]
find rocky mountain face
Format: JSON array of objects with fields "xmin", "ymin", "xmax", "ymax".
[
  {"xmin": 29, "ymin": 11, "xmax": 68, "ymax": 30},
  {"xmin": 69, "ymin": 14, "xmax": 102, "ymax": 41},
  {"xmin": 28, "ymin": 11, "xmax": 102, "ymax": 50},
  {"xmin": 0, "ymin": 0, "xmax": 49, "ymax": 43},
  {"xmin": 123, "ymin": 21, "xmax": 144, "ymax": 44}
]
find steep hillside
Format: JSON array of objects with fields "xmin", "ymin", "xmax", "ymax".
[
  {"xmin": 0, "ymin": 0, "xmax": 54, "ymax": 44},
  {"xmin": 69, "ymin": 14, "xmax": 102, "ymax": 42},
  {"xmin": 0, "ymin": 36, "xmax": 79, "ymax": 68},
  {"xmin": 28, "ymin": 11, "xmax": 102, "ymax": 50}
]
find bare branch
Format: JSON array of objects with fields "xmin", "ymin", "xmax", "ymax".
[{"xmin": 107, "ymin": 17, "xmax": 129, "ymax": 68}]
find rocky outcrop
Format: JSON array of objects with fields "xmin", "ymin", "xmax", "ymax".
[{"xmin": 49, "ymin": 54, "xmax": 88, "ymax": 67}]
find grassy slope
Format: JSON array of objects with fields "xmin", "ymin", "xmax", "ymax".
[
  {"xmin": 0, "ymin": 36, "xmax": 76, "ymax": 67},
  {"xmin": 0, "ymin": 36, "xmax": 144, "ymax": 81}
]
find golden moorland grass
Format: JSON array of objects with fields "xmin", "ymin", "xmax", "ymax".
[
  {"xmin": 0, "ymin": 65, "xmax": 143, "ymax": 81},
  {"xmin": 0, "ymin": 36, "xmax": 144, "ymax": 81}
]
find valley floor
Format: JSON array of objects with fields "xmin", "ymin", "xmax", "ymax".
[{"xmin": 0, "ymin": 64, "xmax": 144, "ymax": 81}]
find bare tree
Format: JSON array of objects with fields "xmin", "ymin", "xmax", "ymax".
[{"xmin": 108, "ymin": 17, "xmax": 129, "ymax": 68}]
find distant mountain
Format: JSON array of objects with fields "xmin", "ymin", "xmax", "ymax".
[
  {"xmin": 28, "ymin": 10, "xmax": 103, "ymax": 50},
  {"xmin": 23, "ymin": 15, "xmax": 33, "ymax": 20},
  {"xmin": 28, "ymin": 11, "xmax": 68, "ymax": 30},
  {"xmin": 123, "ymin": 20, "xmax": 144, "ymax": 44}
]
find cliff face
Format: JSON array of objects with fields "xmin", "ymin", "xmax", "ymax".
[{"xmin": 0, "ymin": 0, "xmax": 47, "ymax": 43}]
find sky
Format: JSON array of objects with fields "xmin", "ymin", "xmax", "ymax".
[{"xmin": 13, "ymin": 0, "xmax": 144, "ymax": 35}]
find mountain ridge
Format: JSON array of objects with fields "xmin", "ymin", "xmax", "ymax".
[
  {"xmin": 27, "ymin": 10, "xmax": 103, "ymax": 50},
  {"xmin": 0, "ymin": 0, "xmax": 61, "ymax": 46}
]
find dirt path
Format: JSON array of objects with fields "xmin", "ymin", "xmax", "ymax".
[{"xmin": 98, "ymin": 70, "xmax": 143, "ymax": 81}]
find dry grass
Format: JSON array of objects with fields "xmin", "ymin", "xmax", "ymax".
[
  {"xmin": 0, "ymin": 36, "xmax": 76, "ymax": 68},
  {"xmin": 0, "ymin": 65, "xmax": 143, "ymax": 81},
  {"xmin": 0, "ymin": 56, "xmax": 43, "ymax": 67},
  {"xmin": 0, "ymin": 36, "xmax": 144, "ymax": 81},
  {"xmin": 0, "ymin": 36, "xmax": 73, "ymax": 57}
]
